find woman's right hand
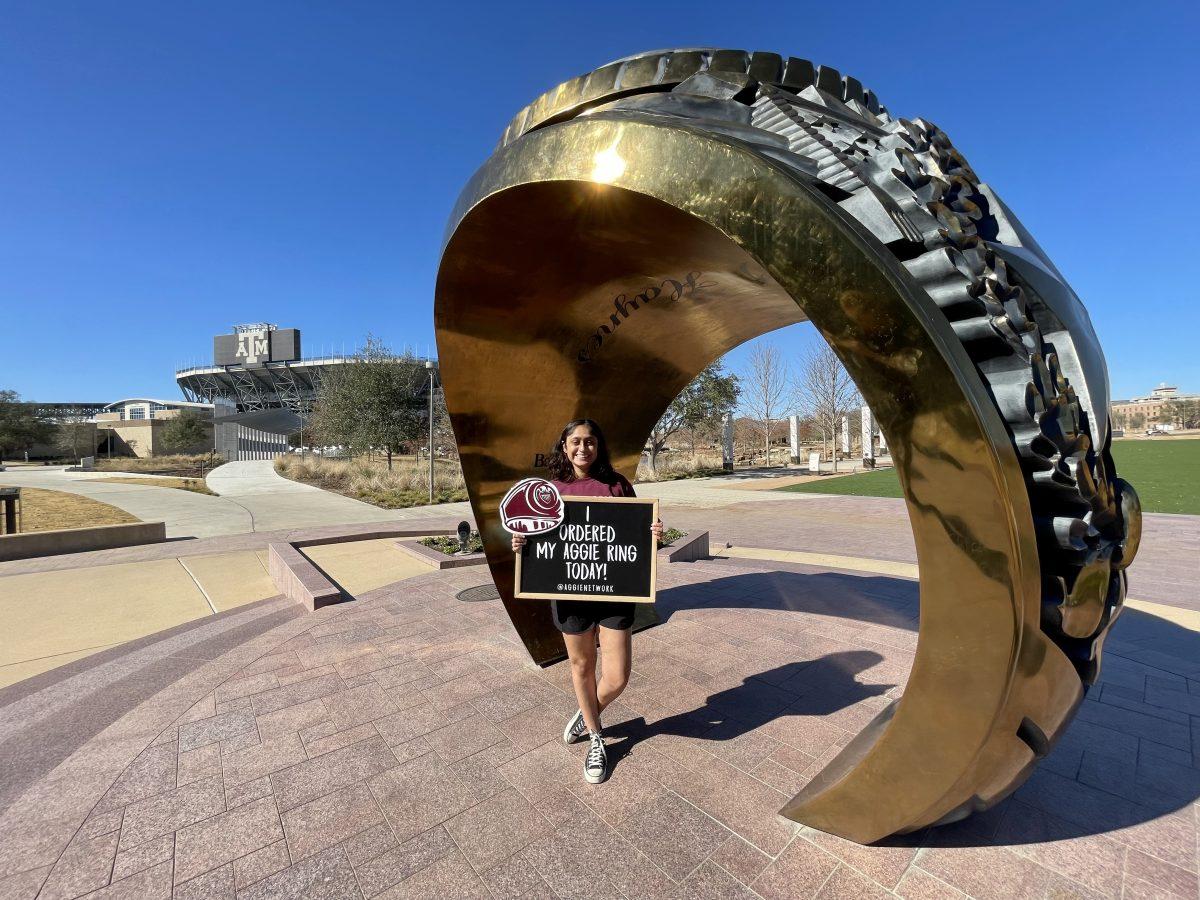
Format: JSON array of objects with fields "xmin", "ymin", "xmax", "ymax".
[{"xmin": 511, "ymin": 532, "xmax": 527, "ymax": 553}]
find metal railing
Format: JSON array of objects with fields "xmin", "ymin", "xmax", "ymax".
[{"xmin": 175, "ymin": 355, "xmax": 359, "ymax": 377}]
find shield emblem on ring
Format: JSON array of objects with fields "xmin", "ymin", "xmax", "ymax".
[{"xmin": 499, "ymin": 477, "xmax": 564, "ymax": 535}]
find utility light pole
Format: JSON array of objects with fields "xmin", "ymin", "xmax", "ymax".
[{"xmin": 426, "ymin": 359, "xmax": 435, "ymax": 503}]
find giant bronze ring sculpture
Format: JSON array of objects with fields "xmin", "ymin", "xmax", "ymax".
[{"xmin": 435, "ymin": 49, "xmax": 1140, "ymax": 843}]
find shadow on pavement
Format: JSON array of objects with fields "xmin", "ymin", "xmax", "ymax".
[
  {"xmin": 634, "ymin": 569, "xmax": 1200, "ymax": 845},
  {"xmin": 607, "ymin": 649, "xmax": 889, "ymax": 759},
  {"xmin": 656, "ymin": 568, "xmax": 921, "ymax": 632}
]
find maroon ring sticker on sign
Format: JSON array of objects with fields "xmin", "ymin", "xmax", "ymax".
[{"xmin": 500, "ymin": 477, "xmax": 564, "ymax": 535}]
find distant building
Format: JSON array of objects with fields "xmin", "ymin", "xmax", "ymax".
[
  {"xmin": 94, "ymin": 398, "xmax": 215, "ymax": 458},
  {"xmin": 175, "ymin": 323, "xmax": 341, "ymax": 461},
  {"xmin": 19, "ymin": 398, "xmax": 214, "ymax": 460},
  {"xmin": 176, "ymin": 323, "xmax": 346, "ymax": 414},
  {"xmin": 1110, "ymin": 384, "xmax": 1199, "ymax": 432},
  {"xmin": 96, "ymin": 398, "xmax": 214, "ymax": 423},
  {"xmin": 176, "ymin": 323, "xmax": 440, "ymax": 461}
]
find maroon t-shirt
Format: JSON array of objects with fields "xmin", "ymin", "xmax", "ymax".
[{"xmin": 552, "ymin": 473, "xmax": 635, "ymax": 498}]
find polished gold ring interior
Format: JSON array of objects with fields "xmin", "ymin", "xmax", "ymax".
[{"xmin": 434, "ymin": 49, "xmax": 1139, "ymax": 843}]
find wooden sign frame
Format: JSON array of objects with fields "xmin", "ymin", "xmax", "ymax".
[{"xmin": 514, "ymin": 496, "xmax": 658, "ymax": 603}]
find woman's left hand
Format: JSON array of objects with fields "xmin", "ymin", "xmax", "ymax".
[{"xmin": 651, "ymin": 518, "xmax": 664, "ymax": 542}]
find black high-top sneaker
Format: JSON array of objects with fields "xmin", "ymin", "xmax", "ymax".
[
  {"xmin": 562, "ymin": 709, "xmax": 588, "ymax": 745},
  {"xmin": 584, "ymin": 732, "xmax": 608, "ymax": 784}
]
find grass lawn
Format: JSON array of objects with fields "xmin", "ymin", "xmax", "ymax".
[
  {"xmin": 774, "ymin": 439, "xmax": 1199, "ymax": 515},
  {"xmin": 775, "ymin": 467, "xmax": 906, "ymax": 499},
  {"xmin": 1106, "ymin": 439, "xmax": 1200, "ymax": 515},
  {"xmin": 92, "ymin": 476, "xmax": 215, "ymax": 496},
  {"xmin": 0, "ymin": 485, "xmax": 139, "ymax": 532}
]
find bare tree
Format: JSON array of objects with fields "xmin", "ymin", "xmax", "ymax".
[
  {"xmin": 741, "ymin": 343, "xmax": 789, "ymax": 467},
  {"xmin": 794, "ymin": 343, "xmax": 859, "ymax": 472},
  {"xmin": 55, "ymin": 412, "xmax": 95, "ymax": 462}
]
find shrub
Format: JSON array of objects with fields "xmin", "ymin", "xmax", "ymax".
[
  {"xmin": 94, "ymin": 454, "xmax": 218, "ymax": 476},
  {"xmin": 274, "ymin": 454, "xmax": 467, "ymax": 508},
  {"xmin": 658, "ymin": 528, "xmax": 687, "ymax": 548},
  {"xmin": 635, "ymin": 451, "xmax": 727, "ymax": 482},
  {"xmin": 419, "ymin": 532, "xmax": 483, "ymax": 555}
]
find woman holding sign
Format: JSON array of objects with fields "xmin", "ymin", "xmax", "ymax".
[{"xmin": 511, "ymin": 418, "xmax": 663, "ymax": 784}]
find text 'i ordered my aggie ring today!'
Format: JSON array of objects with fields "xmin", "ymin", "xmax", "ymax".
[{"xmin": 507, "ymin": 484, "xmax": 658, "ymax": 604}]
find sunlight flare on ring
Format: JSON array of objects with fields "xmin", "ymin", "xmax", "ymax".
[{"xmin": 591, "ymin": 142, "xmax": 625, "ymax": 183}]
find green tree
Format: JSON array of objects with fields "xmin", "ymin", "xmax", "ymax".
[
  {"xmin": 0, "ymin": 390, "xmax": 52, "ymax": 464},
  {"xmin": 646, "ymin": 361, "xmax": 740, "ymax": 473},
  {"xmin": 159, "ymin": 410, "xmax": 212, "ymax": 454},
  {"xmin": 310, "ymin": 336, "xmax": 426, "ymax": 470},
  {"xmin": 681, "ymin": 361, "xmax": 739, "ymax": 456},
  {"xmin": 1172, "ymin": 398, "xmax": 1200, "ymax": 430}
]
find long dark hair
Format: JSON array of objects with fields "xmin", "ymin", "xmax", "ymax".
[{"xmin": 547, "ymin": 418, "xmax": 616, "ymax": 483}]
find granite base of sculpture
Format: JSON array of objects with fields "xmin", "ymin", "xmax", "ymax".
[{"xmin": 433, "ymin": 49, "xmax": 1140, "ymax": 844}]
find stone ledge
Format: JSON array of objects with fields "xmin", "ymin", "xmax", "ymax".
[
  {"xmin": 0, "ymin": 521, "xmax": 167, "ymax": 562},
  {"xmin": 291, "ymin": 527, "xmax": 450, "ymax": 550},
  {"xmin": 268, "ymin": 542, "xmax": 343, "ymax": 611},
  {"xmin": 394, "ymin": 538, "xmax": 488, "ymax": 570},
  {"xmin": 270, "ymin": 527, "xmax": 456, "ymax": 610},
  {"xmin": 661, "ymin": 529, "xmax": 709, "ymax": 563}
]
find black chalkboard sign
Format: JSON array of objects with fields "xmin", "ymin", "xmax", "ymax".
[{"xmin": 515, "ymin": 497, "xmax": 658, "ymax": 603}]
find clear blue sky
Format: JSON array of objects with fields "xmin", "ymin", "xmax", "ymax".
[{"xmin": 2, "ymin": 0, "xmax": 1196, "ymax": 405}]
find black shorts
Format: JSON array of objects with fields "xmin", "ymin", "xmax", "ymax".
[{"xmin": 552, "ymin": 599, "xmax": 636, "ymax": 634}]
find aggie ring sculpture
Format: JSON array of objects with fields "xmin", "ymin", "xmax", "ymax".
[{"xmin": 434, "ymin": 49, "xmax": 1140, "ymax": 843}]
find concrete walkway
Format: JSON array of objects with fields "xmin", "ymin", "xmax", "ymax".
[
  {"xmin": 0, "ymin": 527, "xmax": 449, "ymax": 690},
  {"xmin": 0, "ymin": 463, "xmax": 471, "ymax": 539},
  {"xmin": 658, "ymin": 493, "xmax": 1198, "ymax": 615},
  {"xmin": 0, "ymin": 548, "xmax": 279, "ymax": 688},
  {"xmin": 205, "ymin": 460, "xmax": 472, "ymax": 533},
  {"xmin": 637, "ymin": 475, "xmax": 833, "ymax": 509},
  {"xmin": 0, "ymin": 466, "xmax": 252, "ymax": 538}
]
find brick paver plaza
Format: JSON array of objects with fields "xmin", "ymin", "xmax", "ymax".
[{"xmin": 0, "ymin": 494, "xmax": 1196, "ymax": 899}]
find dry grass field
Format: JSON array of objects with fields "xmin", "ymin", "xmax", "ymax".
[
  {"xmin": 0, "ymin": 486, "xmax": 139, "ymax": 532},
  {"xmin": 94, "ymin": 454, "xmax": 217, "ymax": 476},
  {"xmin": 92, "ymin": 476, "xmax": 215, "ymax": 495},
  {"xmin": 636, "ymin": 451, "xmax": 726, "ymax": 482},
  {"xmin": 635, "ymin": 447, "xmax": 830, "ymax": 480},
  {"xmin": 274, "ymin": 454, "xmax": 468, "ymax": 507}
]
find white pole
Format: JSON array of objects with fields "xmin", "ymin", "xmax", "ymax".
[
  {"xmin": 426, "ymin": 360, "xmax": 435, "ymax": 503},
  {"xmin": 861, "ymin": 404, "xmax": 875, "ymax": 466}
]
